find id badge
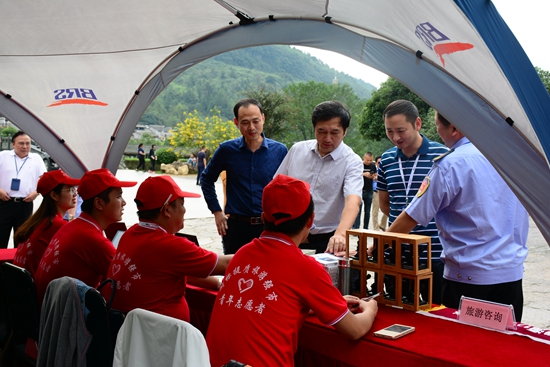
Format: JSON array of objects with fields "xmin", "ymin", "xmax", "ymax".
[{"xmin": 11, "ymin": 178, "xmax": 21, "ymax": 191}]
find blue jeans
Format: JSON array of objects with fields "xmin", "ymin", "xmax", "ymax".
[{"xmin": 352, "ymin": 191, "xmax": 373, "ymax": 229}]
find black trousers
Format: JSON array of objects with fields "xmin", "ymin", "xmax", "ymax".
[
  {"xmin": 442, "ymin": 278, "xmax": 523, "ymax": 322},
  {"xmin": 149, "ymin": 158, "xmax": 156, "ymax": 171},
  {"xmin": 137, "ymin": 156, "xmax": 146, "ymax": 170},
  {"xmin": 300, "ymin": 231, "xmax": 336, "ymax": 254},
  {"xmin": 222, "ymin": 217, "xmax": 264, "ymax": 255},
  {"xmin": 0, "ymin": 200, "xmax": 33, "ymax": 248}
]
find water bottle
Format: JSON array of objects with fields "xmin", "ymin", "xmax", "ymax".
[{"xmin": 338, "ymin": 258, "xmax": 351, "ymax": 295}]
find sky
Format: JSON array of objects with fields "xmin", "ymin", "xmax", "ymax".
[{"xmin": 293, "ymin": 0, "xmax": 549, "ymax": 89}]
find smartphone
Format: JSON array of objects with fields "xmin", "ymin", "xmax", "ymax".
[{"xmin": 373, "ymin": 324, "xmax": 415, "ymax": 340}]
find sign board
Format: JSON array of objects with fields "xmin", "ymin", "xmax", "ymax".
[{"xmin": 457, "ymin": 296, "xmax": 516, "ymax": 331}]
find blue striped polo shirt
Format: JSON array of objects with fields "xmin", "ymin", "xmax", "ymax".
[{"xmin": 377, "ymin": 135, "xmax": 448, "ymax": 260}]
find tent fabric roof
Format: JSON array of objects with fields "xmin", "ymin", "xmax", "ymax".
[{"xmin": 1, "ymin": 0, "xmax": 549, "ymax": 244}]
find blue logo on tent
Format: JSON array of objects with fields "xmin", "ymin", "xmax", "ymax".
[
  {"xmin": 415, "ymin": 22, "xmax": 474, "ymax": 67},
  {"xmin": 47, "ymin": 88, "xmax": 108, "ymax": 107}
]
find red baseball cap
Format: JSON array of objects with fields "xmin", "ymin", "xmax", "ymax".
[
  {"xmin": 263, "ymin": 174, "xmax": 311, "ymax": 225},
  {"xmin": 78, "ymin": 168, "xmax": 137, "ymax": 200},
  {"xmin": 135, "ymin": 175, "xmax": 201, "ymax": 211},
  {"xmin": 37, "ymin": 170, "xmax": 81, "ymax": 196}
]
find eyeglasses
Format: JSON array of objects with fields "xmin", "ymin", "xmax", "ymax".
[{"xmin": 61, "ymin": 187, "xmax": 78, "ymax": 194}]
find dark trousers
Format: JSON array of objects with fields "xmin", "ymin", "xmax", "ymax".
[
  {"xmin": 197, "ymin": 166, "xmax": 205, "ymax": 185},
  {"xmin": 300, "ymin": 231, "xmax": 335, "ymax": 254},
  {"xmin": 223, "ymin": 217, "xmax": 264, "ymax": 255},
  {"xmin": 137, "ymin": 157, "xmax": 145, "ymax": 171},
  {"xmin": 149, "ymin": 159, "xmax": 156, "ymax": 171},
  {"xmin": 442, "ymin": 278, "xmax": 523, "ymax": 322},
  {"xmin": 428, "ymin": 259, "xmax": 444, "ymax": 305},
  {"xmin": 353, "ymin": 190, "xmax": 374, "ymax": 229},
  {"xmin": 0, "ymin": 200, "xmax": 33, "ymax": 248}
]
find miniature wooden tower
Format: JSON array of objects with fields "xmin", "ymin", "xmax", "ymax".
[{"xmin": 345, "ymin": 229, "xmax": 433, "ymax": 311}]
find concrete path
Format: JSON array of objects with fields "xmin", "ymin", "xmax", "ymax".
[{"xmin": 8, "ymin": 169, "xmax": 550, "ymax": 329}]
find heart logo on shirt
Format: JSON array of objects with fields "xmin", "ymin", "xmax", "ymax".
[
  {"xmin": 112, "ymin": 264, "xmax": 121, "ymax": 276},
  {"xmin": 238, "ymin": 278, "xmax": 254, "ymax": 293}
]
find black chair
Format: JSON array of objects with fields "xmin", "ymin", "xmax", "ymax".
[
  {"xmin": 0, "ymin": 267, "xmax": 14, "ymax": 366},
  {"xmin": 0, "ymin": 262, "xmax": 40, "ymax": 366},
  {"xmin": 85, "ymin": 287, "xmax": 113, "ymax": 367}
]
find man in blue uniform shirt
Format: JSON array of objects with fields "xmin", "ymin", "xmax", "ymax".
[
  {"xmin": 377, "ymin": 100, "xmax": 448, "ymax": 304},
  {"xmin": 387, "ymin": 112, "xmax": 529, "ymax": 321},
  {"xmin": 201, "ymin": 98, "xmax": 288, "ymax": 254}
]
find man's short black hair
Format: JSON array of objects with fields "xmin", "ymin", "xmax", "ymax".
[
  {"xmin": 263, "ymin": 197, "xmax": 314, "ymax": 237},
  {"xmin": 311, "ymin": 101, "xmax": 351, "ymax": 131},
  {"xmin": 233, "ymin": 98, "xmax": 263, "ymax": 119},
  {"xmin": 383, "ymin": 100, "xmax": 419, "ymax": 125},
  {"xmin": 11, "ymin": 131, "xmax": 29, "ymax": 143},
  {"xmin": 80, "ymin": 187, "xmax": 115, "ymax": 214},
  {"xmin": 436, "ymin": 111, "xmax": 451, "ymax": 127}
]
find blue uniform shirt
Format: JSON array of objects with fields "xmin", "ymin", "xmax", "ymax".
[
  {"xmin": 405, "ymin": 137, "xmax": 529, "ymax": 285},
  {"xmin": 377, "ymin": 134, "xmax": 448, "ymax": 260},
  {"xmin": 201, "ymin": 134, "xmax": 287, "ymax": 216}
]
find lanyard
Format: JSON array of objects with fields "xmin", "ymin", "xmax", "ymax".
[
  {"xmin": 260, "ymin": 234, "xmax": 294, "ymax": 247},
  {"xmin": 14, "ymin": 155, "xmax": 29, "ymax": 178},
  {"xmin": 139, "ymin": 221, "xmax": 168, "ymax": 234},
  {"xmin": 398, "ymin": 155, "xmax": 420, "ymax": 205}
]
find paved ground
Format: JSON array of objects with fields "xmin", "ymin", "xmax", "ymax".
[{"xmin": 8, "ymin": 169, "xmax": 550, "ymax": 328}]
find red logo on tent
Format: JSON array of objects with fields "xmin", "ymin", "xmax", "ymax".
[
  {"xmin": 47, "ymin": 88, "xmax": 108, "ymax": 107},
  {"xmin": 415, "ymin": 22, "xmax": 473, "ymax": 67}
]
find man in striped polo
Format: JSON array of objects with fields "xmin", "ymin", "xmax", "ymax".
[{"xmin": 377, "ymin": 100, "xmax": 448, "ymax": 304}]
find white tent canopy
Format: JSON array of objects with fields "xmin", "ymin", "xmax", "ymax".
[{"xmin": 1, "ymin": 0, "xmax": 550, "ymax": 244}]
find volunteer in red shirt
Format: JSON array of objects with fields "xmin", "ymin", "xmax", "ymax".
[
  {"xmin": 35, "ymin": 168, "xmax": 136, "ymax": 301},
  {"xmin": 106, "ymin": 175, "xmax": 232, "ymax": 322},
  {"xmin": 206, "ymin": 174, "xmax": 378, "ymax": 367},
  {"xmin": 13, "ymin": 170, "xmax": 80, "ymax": 277}
]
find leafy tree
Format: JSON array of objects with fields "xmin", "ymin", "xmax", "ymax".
[
  {"xmin": 1, "ymin": 126, "xmax": 18, "ymax": 137},
  {"xmin": 169, "ymin": 109, "xmax": 239, "ymax": 153},
  {"xmin": 243, "ymin": 85, "xmax": 290, "ymax": 141},
  {"xmin": 535, "ymin": 66, "xmax": 550, "ymax": 94},
  {"xmin": 359, "ymin": 78, "xmax": 431, "ymax": 141}
]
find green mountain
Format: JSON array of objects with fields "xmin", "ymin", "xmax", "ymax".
[{"xmin": 140, "ymin": 45, "xmax": 377, "ymax": 126}]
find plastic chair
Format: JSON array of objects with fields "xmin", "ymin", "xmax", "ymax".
[
  {"xmin": 113, "ymin": 308, "xmax": 210, "ymax": 367},
  {"xmin": 0, "ymin": 262, "xmax": 40, "ymax": 366}
]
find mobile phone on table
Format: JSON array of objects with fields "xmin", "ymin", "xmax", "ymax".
[{"xmin": 373, "ymin": 324, "xmax": 415, "ymax": 340}]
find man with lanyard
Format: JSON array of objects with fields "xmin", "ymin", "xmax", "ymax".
[
  {"xmin": 388, "ymin": 112, "xmax": 528, "ymax": 321},
  {"xmin": 377, "ymin": 100, "xmax": 448, "ymax": 304},
  {"xmin": 201, "ymin": 98, "xmax": 287, "ymax": 254},
  {"xmin": 276, "ymin": 100, "xmax": 363, "ymax": 254},
  {"xmin": 106, "ymin": 175, "xmax": 232, "ymax": 321},
  {"xmin": 35, "ymin": 168, "xmax": 137, "ymax": 302},
  {"xmin": 0, "ymin": 131, "xmax": 46, "ymax": 248}
]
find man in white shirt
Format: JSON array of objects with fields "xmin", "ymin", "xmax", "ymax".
[
  {"xmin": 0, "ymin": 131, "xmax": 46, "ymax": 248},
  {"xmin": 275, "ymin": 101, "xmax": 363, "ymax": 254}
]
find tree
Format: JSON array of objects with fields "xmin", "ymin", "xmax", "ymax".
[
  {"xmin": 1, "ymin": 126, "xmax": 18, "ymax": 137},
  {"xmin": 244, "ymin": 85, "xmax": 290, "ymax": 142},
  {"xmin": 169, "ymin": 109, "xmax": 240, "ymax": 154},
  {"xmin": 359, "ymin": 78, "xmax": 431, "ymax": 141},
  {"xmin": 535, "ymin": 66, "xmax": 550, "ymax": 94}
]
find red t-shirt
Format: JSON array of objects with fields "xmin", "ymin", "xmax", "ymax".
[
  {"xmin": 206, "ymin": 231, "xmax": 349, "ymax": 367},
  {"xmin": 106, "ymin": 222, "xmax": 218, "ymax": 322},
  {"xmin": 13, "ymin": 213, "xmax": 66, "ymax": 278},
  {"xmin": 35, "ymin": 213, "xmax": 116, "ymax": 301}
]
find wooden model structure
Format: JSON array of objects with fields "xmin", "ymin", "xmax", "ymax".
[{"xmin": 345, "ymin": 229, "xmax": 433, "ymax": 311}]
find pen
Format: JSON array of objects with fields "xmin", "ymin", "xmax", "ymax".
[{"xmin": 361, "ymin": 292, "xmax": 382, "ymax": 302}]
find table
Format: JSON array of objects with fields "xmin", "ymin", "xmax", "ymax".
[{"xmin": 185, "ymin": 285, "xmax": 550, "ymax": 367}]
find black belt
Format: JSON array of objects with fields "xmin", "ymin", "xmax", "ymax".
[
  {"xmin": 8, "ymin": 197, "xmax": 25, "ymax": 203},
  {"xmin": 229, "ymin": 214, "xmax": 263, "ymax": 225}
]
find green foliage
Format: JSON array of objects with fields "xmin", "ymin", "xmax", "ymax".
[
  {"xmin": 169, "ymin": 110, "xmax": 240, "ymax": 153},
  {"xmin": 140, "ymin": 45, "xmax": 376, "ymax": 127},
  {"xmin": 535, "ymin": 66, "xmax": 550, "ymax": 94},
  {"xmin": 0, "ymin": 126, "xmax": 17, "ymax": 137},
  {"xmin": 422, "ymin": 109, "xmax": 444, "ymax": 145},
  {"xmin": 156, "ymin": 148, "xmax": 178, "ymax": 165},
  {"xmin": 359, "ymin": 78, "xmax": 431, "ymax": 141},
  {"xmin": 129, "ymin": 133, "xmax": 163, "ymax": 146},
  {"xmin": 124, "ymin": 157, "xmax": 140, "ymax": 170},
  {"xmin": 243, "ymin": 85, "xmax": 290, "ymax": 142}
]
